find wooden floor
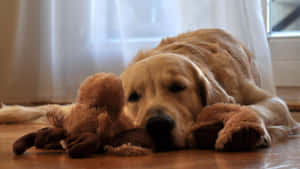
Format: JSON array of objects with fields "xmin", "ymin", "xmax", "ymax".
[{"xmin": 1, "ymin": 124, "xmax": 300, "ymax": 169}]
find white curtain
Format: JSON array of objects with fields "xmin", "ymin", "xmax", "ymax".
[{"xmin": 0, "ymin": 0, "xmax": 274, "ymax": 103}]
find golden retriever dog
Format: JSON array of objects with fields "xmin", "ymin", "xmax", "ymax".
[{"xmin": 1, "ymin": 29, "xmax": 298, "ymax": 151}]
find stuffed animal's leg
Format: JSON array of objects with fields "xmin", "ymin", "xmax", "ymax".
[
  {"xmin": 104, "ymin": 128, "xmax": 154, "ymax": 156},
  {"xmin": 34, "ymin": 127, "xmax": 67, "ymax": 148},
  {"xmin": 13, "ymin": 127, "xmax": 66, "ymax": 155},
  {"xmin": 214, "ymin": 109, "xmax": 270, "ymax": 151},
  {"xmin": 62, "ymin": 112, "xmax": 136, "ymax": 158},
  {"xmin": 97, "ymin": 113, "xmax": 154, "ymax": 156},
  {"xmin": 193, "ymin": 121, "xmax": 224, "ymax": 149},
  {"xmin": 65, "ymin": 132, "xmax": 100, "ymax": 158},
  {"xmin": 193, "ymin": 103, "xmax": 270, "ymax": 151},
  {"xmin": 63, "ymin": 116, "xmax": 153, "ymax": 157},
  {"xmin": 13, "ymin": 132, "xmax": 37, "ymax": 155}
]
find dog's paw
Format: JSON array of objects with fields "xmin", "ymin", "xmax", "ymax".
[{"xmin": 65, "ymin": 132, "xmax": 100, "ymax": 158}]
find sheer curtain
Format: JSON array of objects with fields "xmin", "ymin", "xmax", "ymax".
[{"xmin": 0, "ymin": 0, "xmax": 274, "ymax": 103}]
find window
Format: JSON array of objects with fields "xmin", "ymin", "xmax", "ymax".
[
  {"xmin": 90, "ymin": 0, "xmax": 178, "ymax": 65},
  {"xmin": 89, "ymin": 0, "xmax": 178, "ymax": 42},
  {"xmin": 265, "ymin": 0, "xmax": 300, "ymax": 101},
  {"xmin": 106, "ymin": 0, "xmax": 176, "ymax": 40},
  {"xmin": 270, "ymin": 0, "xmax": 300, "ymax": 34}
]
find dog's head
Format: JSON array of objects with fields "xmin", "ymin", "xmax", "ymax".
[{"xmin": 121, "ymin": 53, "xmax": 233, "ymax": 151}]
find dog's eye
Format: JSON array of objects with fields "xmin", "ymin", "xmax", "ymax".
[
  {"xmin": 128, "ymin": 91, "xmax": 141, "ymax": 102},
  {"xmin": 168, "ymin": 83, "xmax": 186, "ymax": 93}
]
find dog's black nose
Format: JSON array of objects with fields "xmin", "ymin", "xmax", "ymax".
[{"xmin": 146, "ymin": 113, "xmax": 175, "ymax": 134}]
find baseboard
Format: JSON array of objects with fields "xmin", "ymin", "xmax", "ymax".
[
  {"xmin": 276, "ymin": 87, "xmax": 300, "ymax": 112},
  {"xmin": 287, "ymin": 102, "xmax": 300, "ymax": 112},
  {"xmin": 277, "ymin": 87, "xmax": 300, "ymax": 102}
]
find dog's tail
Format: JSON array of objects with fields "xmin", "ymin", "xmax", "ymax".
[{"xmin": 0, "ymin": 103, "xmax": 73, "ymax": 125}]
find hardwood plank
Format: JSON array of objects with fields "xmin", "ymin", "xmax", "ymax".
[
  {"xmin": 292, "ymin": 112, "xmax": 300, "ymax": 121},
  {"xmin": 3, "ymin": 100, "xmax": 300, "ymax": 111},
  {"xmin": 1, "ymin": 124, "xmax": 300, "ymax": 169}
]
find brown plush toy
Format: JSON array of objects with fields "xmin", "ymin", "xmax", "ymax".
[
  {"xmin": 13, "ymin": 73, "xmax": 154, "ymax": 158},
  {"xmin": 192, "ymin": 103, "xmax": 269, "ymax": 151}
]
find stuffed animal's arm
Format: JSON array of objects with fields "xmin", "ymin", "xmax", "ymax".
[
  {"xmin": 192, "ymin": 103, "xmax": 269, "ymax": 151},
  {"xmin": 13, "ymin": 127, "xmax": 66, "ymax": 155}
]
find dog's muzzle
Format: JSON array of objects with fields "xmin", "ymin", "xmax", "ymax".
[
  {"xmin": 146, "ymin": 113, "xmax": 175, "ymax": 134},
  {"xmin": 145, "ymin": 107, "xmax": 176, "ymax": 151}
]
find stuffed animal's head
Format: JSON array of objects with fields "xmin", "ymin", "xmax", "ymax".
[
  {"xmin": 77, "ymin": 73, "xmax": 124, "ymax": 120},
  {"xmin": 62, "ymin": 73, "xmax": 126, "ymax": 135}
]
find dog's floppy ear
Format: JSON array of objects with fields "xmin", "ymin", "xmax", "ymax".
[{"xmin": 192, "ymin": 64, "xmax": 235, "ymax": 106}]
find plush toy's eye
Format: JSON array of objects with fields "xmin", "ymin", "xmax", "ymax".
[
  {"xmin": 168, "ymin": 83, "xmax": 186, "ymax": 93},
  {"xmin": 128, "ymin": 91, "xmax": 141, "ymax": 102}
]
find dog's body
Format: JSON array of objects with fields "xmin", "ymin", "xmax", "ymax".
[{"xmin": 1, "ymin": 29, "xmax": 298, "ymax": 151}]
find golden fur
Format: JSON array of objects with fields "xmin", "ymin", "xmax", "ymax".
[{"xmin": 120, "ymin": 29, "xmax": 298, "ymax": 149}]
